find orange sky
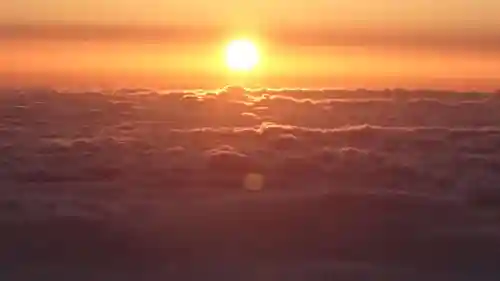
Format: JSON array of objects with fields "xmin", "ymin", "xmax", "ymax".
[{"xmin": 1, "ymin": 0, "xmax": 499, "ymax": 90}]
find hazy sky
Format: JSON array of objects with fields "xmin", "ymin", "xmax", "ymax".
[
  {"xmin": 1, "ymin": 0, "xmax": 499, "ymax": 30},
  {"xmin": 1, "ymin": 0, "xmax": 499, "ymax": 90}
]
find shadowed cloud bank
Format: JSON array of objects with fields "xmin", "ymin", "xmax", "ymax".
[{"xmin": 1, "ymin": 87, "xmax": 500, "ymax": 280}]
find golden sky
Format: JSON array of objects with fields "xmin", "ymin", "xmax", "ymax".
[
  {"xmin": 2, "ymin": 1, "xmax": 500, "ymax": 28},
  {"xmin": 1, "ymin": 0, "xmax": 499, "ymax": 90}
]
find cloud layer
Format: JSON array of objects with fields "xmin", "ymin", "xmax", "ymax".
[
  {"xmin": 2, "ymin": 87, "xmax": 500, "ymax": 192},
  {"xmin": 1, "ymin": 87, "xmax": 500, "ymax": 278}
]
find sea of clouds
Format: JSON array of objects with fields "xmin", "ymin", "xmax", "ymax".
[{"xmin": 1, "ymin": 87, "xmax": 500, "ymax": 280}]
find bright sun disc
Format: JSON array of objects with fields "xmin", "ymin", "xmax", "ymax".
[{"xmin": 226, "ymin": 39, "xmax": 259, "ymax": 71}]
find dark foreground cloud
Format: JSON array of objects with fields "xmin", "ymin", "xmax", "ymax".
[{"xmin": 1, "ymin": 87, "xmax": 500, "ymax": 279}]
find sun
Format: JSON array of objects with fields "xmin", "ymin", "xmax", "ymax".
[{"xmin": 225, "ymin": 39, "xmax": 259, "ymax": 71}]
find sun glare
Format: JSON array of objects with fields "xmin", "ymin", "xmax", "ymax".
[{"xmin": 226, "ymin": 39, "xmax": 259, "ymax": 71}]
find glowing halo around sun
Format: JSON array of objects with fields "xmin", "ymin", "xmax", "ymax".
[{"xmin": 225, "ymin": 39, "xmax": 259, "ymax": 71}]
